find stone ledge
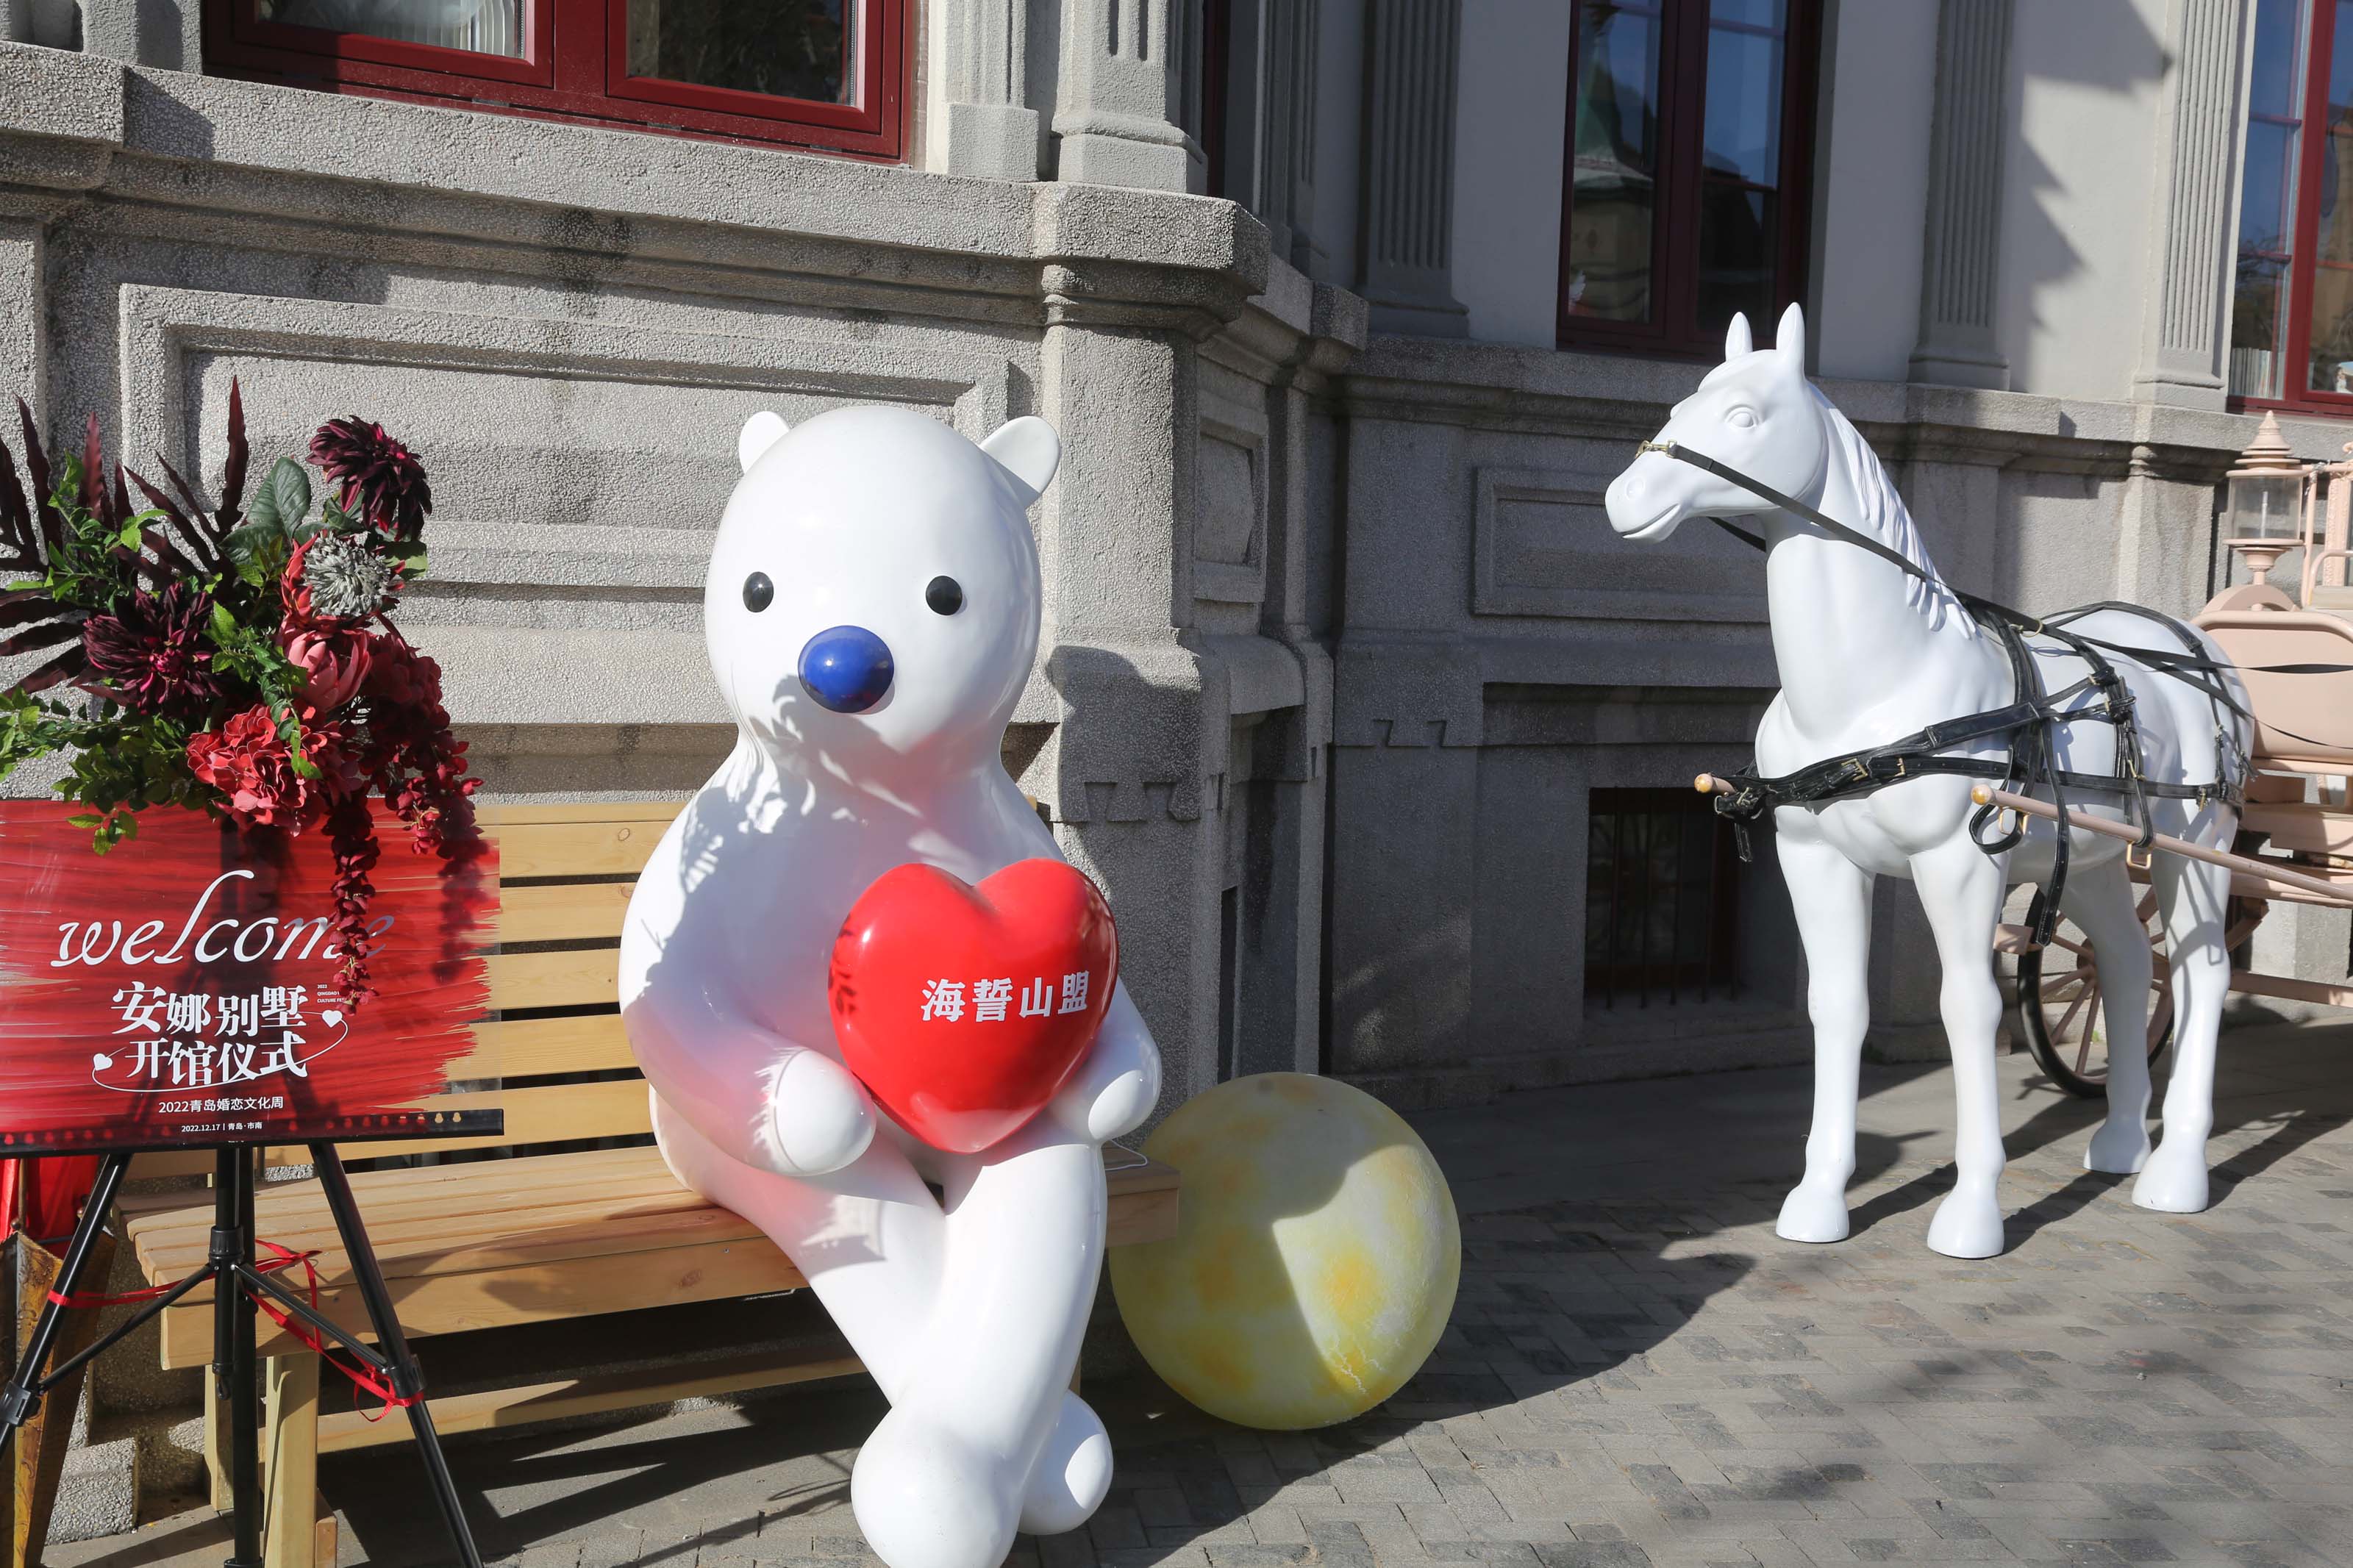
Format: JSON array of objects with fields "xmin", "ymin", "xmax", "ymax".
[
  {"xmin": 1342, "ymin": 332, "xmax": 2349, "ymax": 462},
  {"xmin": 0, "ymin": 43, "xmax": 1268, "ymax": 301}
]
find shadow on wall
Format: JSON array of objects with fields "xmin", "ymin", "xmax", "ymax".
[{"xmin": 2000, "ymin": 0, "xmax": 2167, "ymax": 387}]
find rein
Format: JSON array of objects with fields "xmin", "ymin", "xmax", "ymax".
[{"xmin": 1635, "ymin": 437, "xmax": 2297, "ymax": 942}]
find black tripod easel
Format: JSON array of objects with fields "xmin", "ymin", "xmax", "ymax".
[{"xmin": 1, "ymin": 1141, "xmax": 484, "ymax": 1568}]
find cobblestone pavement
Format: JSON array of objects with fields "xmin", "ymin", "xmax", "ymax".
[{"xmin": 59, "ymin": 1017, "xmax": 2353, "ymax": 1568}]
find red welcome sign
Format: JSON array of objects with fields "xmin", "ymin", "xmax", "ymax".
[{"xmin": 0, "ymin": 803, "xmax": 497, "ymax": 1156}]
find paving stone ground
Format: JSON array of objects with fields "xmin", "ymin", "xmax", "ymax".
[{"xmin": 58, "ymin": 1015, "xmax": 2353, "ymax": 1568}]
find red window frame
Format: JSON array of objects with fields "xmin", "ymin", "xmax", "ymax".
[
  {"xmin": 1556, "ymin": 0, "xmax": 1821, "ymax": 359},
  {"xmin": 202, "ymin": 0, "xmax": 906, "ymax": 161},
  {"xmin": 2240, "ymin": 0, "xmax": 2353, "ymax": 415}
]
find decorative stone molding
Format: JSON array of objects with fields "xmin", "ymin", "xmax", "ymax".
[
  {"xmin": 78, "ymin": 0, "xmax": 201, "ymax": 69},
  {"xmin": 1470, "ymin": 465, "xmax": 1767, "ymax": 624},
  {"xmin": 1909, "ymin": 0, "xmax": 2013, "ymax": 390},
  {"xmin": 932, "ymin": 0, "xmax": 1043, "ymax": 181},
  {"xmin": 2132, "ymin": 0, "xmax": 2249, "ymax": 409},
  {"xmin": 1356, "ymin": 0, "xmax": 1467, "ymax": 337},
  {"xmin": 1054, "ymin": 0, "xmax": 1204, "ymax": 193}
]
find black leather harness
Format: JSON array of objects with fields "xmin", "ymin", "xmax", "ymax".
[{"xmin": 1641, "ymin": 439, "xmax": 2281, "ymax": 944}]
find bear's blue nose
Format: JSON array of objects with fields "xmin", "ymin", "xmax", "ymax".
[{"xmin": 798, "ymin": 625, "xmax": 895, "ymax": 713}]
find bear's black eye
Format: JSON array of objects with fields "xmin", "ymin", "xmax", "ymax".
[
  {"xmin": 742, "ymin": 572, "xmax": 774, "ymax": 612},
  {"xmin": 926, "ymin": 576, "xmax": 963, "ymax": 615}
]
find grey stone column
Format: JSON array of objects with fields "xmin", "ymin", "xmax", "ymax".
[
  {"xmin": 1021, "ymin": 221, "xmax": 1265, "ymax": 1113},
  {"xmin": 1245, "ymin": 0, "xmax": 1323, "ymax": 275},
  {"xmin": 1908, "ymin": 0, "xmax": 2013, "ymax": 390},
  {"xmin": 1355, "ymin": 0, "xmax": 1466, "ymax": 337},
  {"xmin": 933, "ymin": 0, "xmax": 1043, "ymax": 181},
  {"xmin": 78, "ymin": 0, "xmax": 201, "ymax": 68},
  {"xmin": 2132, "ymin": 0, "xmax": 2251, "ymax": 409},
  {"xmin": 0, "ymin": 217, "xmax": 42, "ymax": 423},
  {"xmin": 1054, "ymin": 0, "xmax": 1204, "ymax": 193}
]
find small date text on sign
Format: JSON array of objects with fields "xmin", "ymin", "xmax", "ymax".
[
  {"xmin": 828, "ymin": 859, "xmax": 1116, "ymax": 1154},
  {"xmin": 0, "ymin": 803, "xmax": 497, "ymax": 1156}
]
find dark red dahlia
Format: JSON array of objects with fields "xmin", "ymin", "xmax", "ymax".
[
  {"xmin": 81, "ymin": 583, "xmax": 220, "ymax": 717},
  {"xmin": 309, "ymin": 417, "xmax": 432, "ymax": 541}
]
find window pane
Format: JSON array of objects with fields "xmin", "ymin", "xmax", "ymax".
[
  {"xmin": 625, "ymin": 0, "xmax": 855, "ymax": 104},
  {"xmin": 257, "ymin": 0, "xmax": 525, "ymax": 57},
  {"xmin": 1697, "ymin": 182, "xmax": 1776, "ymax": 336},
  {"xmin": 1710, "ymin": 0, "xmax": 1784, "ymax": 27},
  {"xmin": 2309, "ymin": 9, "xmax": 2353, "ymax": 392},
  {"xmin": 1563, "ymin": 1, "xmax": 1663, "ymax": 324},
  {"xmin": 2254, "ymin": 0, "xmax": 2310, "ymax": 115},
  {"xmin": 2233, "ymin": 257, "xmax": 2291, "ymax": 399},
  {"xmin": 2243, "ymin": 120, "xmax": 2302, "ymax": 253},
  {"xmin": 2235, "ymin": 0, "xmax": 2307, "ymax": 399},
  {"xmin": 1703, "ymin": 21, "xmax": 1784, "ymax": 185}
]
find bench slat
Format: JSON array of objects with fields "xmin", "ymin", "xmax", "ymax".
[
  {"xmin": 476, "ymin": 802, "xmax": 687, "ymax": 828},
  {"xmin": 494, "ymin": 881, "xmax": 634, "ymax": 945},
  {"xmin": 315, "ymin": 1346, "xmax": 864, "ymax": 1456},
  {"xmin": 481, "ymin": 820, "xmax": 667, "ymax": 879},
  {"xmin": 147, "ymin": 1178, "xmax": 1179, "ymax": 1368},
  {"xmin": 487, "ymin": 948, "xmax": 620, "ymax": 1011},
  {"xmin": 124, "ymin": 1078, "xmax": 651, "ymax": 1180},
  {"xmin": 453, "ymin": 1014, "xmax": 636, "ymax": 1079}
]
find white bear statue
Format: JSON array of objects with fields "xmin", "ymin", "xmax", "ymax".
[{"xmin": 619, "ymin": 405, "xmax": 1163, "ymax": 1568}]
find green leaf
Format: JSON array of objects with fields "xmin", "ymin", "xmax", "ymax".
[
  {"xmin": 63, "ymin": 812, "xmax": 99, "ymax": 828},
  {"xmin": 249, "ymin": 457, "xmax": 311, "ymax": 535},
  {"xmin": 118, "ymin": 523, "xmax": 144, "ymax": 549},
  {"xmin": 210, "ymin": 601, "xmax": 238, "ymax": 643}
]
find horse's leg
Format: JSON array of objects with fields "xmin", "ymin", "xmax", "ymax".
[
  {"xmin": 1911, "ymin": 836, "xmax": 2010, "ymax": 1259},
  {"xmin": 2060, "ymin": 856, "xmax": 2157, "ymax": 1173},
  {"xmin": 1774, "ymin": 831, "xmax": 1875, "ymax": 1245},
  {"xmin": 2136, "ymin": 852, "xmax": 2232, "ymax": 1213}
]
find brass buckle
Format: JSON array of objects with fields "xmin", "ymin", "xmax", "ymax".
[
  {"xmin": 2127, "ymin": 840, "xmax": 2153, "ymax": 872},
  {"xmin": 1844, "ymin": 758, "xmax": 1870, "ymax": 782}
]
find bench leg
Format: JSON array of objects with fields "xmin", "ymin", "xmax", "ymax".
[
  {"xmin": 204, "ymin": 1378, "xmax": 231, "ymax": 1514},
  {"xmin": 313, "ymin": 1492, "xmax": 338, "ymax": 1568},
  {"xmin": 263, "ymin": 1353, "xmax": 320, "ymax": 1568}
]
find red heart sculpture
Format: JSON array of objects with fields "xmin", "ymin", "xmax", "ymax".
[{"xmin": 828, "ymin": 858, "xmax": 1118, "ymax": 1154}]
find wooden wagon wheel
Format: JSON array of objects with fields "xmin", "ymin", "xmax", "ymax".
[
  {"xmin": 2013, "ymin": 888, "xmax": 2175, "ymax": 1099},
  {"xmin": 2014, "ymin": 887, "xmax": 2269, "ymax": 1098}
]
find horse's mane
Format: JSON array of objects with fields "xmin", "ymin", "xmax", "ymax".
[{"xmin": 1813, "ymin": 387, "xmax": 1975, "ymax": 637}]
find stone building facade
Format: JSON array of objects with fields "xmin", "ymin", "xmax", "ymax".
[{"xmin": 5, "ymin": 0, "xmax": 2353, "ymax": 1534}]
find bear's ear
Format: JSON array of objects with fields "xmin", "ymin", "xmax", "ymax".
[
  {"xmin": 979, "ymin": 416, "xmax": 1061, "ymax": 504},
  {"xmin": 737, "ymin": 411, "xmax": 790, "ymax": 474}
]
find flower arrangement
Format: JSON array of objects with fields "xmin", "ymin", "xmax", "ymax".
[{"xmin": 0, "ymin": 387, "xmax": 479, "ymax": 1002}]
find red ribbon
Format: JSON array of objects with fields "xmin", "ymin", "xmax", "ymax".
[{"xmin": 43, "ymin": 1238, "xmax": 417, "ymax": 1420}]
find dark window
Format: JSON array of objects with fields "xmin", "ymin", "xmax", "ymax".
[
  {"xmin": 2229, "ymin": 0, "xmax": 2353, "ymax": 410},
  {"xmin": 203, "ymin": 0, "xmax": 904, "ymax": 159},
  {"xmin": 1558, "ymin": 0, "xmax": 1821, "ymax": 357},
  {"xmin": 1585, "ymin": 787, "xmax": 1740, "ymax": 1007}
]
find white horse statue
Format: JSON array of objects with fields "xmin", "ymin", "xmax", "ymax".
[{"xmin": 1604, "ymin": 304, "xmax": 2249, "ymax": 1259}]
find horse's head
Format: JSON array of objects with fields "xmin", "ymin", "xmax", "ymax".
[{"xmin": 1605, "ymin": 302, "xmax": 1827, "ymax": 543}]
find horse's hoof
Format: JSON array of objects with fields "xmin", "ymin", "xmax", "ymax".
[
  {"xmin": 2084, "ymin": 1122, "xmax": 2152, "ymax": 1175},
  {"xmin": 1019, "ymin": 1392, "xmax": 1113, "ymax": 1536},
  {"xmin": 2132, "ymin": 1150, "xmax": 2210, "ymax": 1214},
  {"xmin": 1925, "ymin": 1191, "xmax": 2005, "ymax": 1259},
  {"xmin": 851, "ymin": 1408, "xmax": 1019, "ymax": 1568},
  {"xmin": 1776, "ymin": 1183, "xmax": 1851, "ymax": 1245}
]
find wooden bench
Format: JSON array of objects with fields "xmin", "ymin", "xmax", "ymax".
[{"xmin": 108, "ymin": 801, "xmax": 1180, "ymax": 1568}]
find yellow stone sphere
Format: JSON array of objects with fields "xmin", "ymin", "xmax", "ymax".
[{"xmin": 1110, "ymin": 1072, "xmax": 1461, "ymax": 1431}]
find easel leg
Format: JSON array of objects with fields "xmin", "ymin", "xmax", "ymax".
[
  {"xmin": 215, "ymin": 1148, "xmax": 262, "ymax": 1568},
  {"xmin": 0, "ymin": 1153, "xmax": 132, "ymax": 1436},
  {"xmin": 307, "ymin": 1143, "xmax": 482, "ymax": 1568}
]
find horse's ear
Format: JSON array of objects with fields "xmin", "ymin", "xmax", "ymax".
[
  {"xmin": 1775, "ymin": 302, "xmax": 1806, "ymax": 370},
  {"xmin": 1724, "ymin": 312, "xmax": 1753, "ymax": 360}
]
